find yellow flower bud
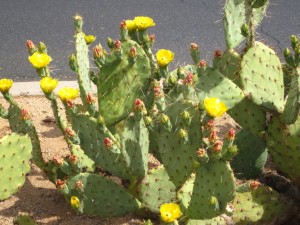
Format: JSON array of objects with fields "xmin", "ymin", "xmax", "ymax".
[
  {"xmin": 160, "ymin": 203, "xmax": 182, "ymax": 223},
  {"xmin": 133, "ymin": 16, "xmax": 155, "ymax": 31},
  {"xmin": 40, "ymin": 77, "xmax": 58, "ymax": 94},
  {"xmin": 28, "ymin": 52, "xmax": 52, "ymax": 69},
  {"xmin": 156, "ymin": 49, "xmax": 175, "ymax": 67},
  {"xmin": 204, "ymin": 97, "xmax": 228, "ymax": 118},
  {"xmin": 0, "ymin": 79, "xmax": 13, "ymax": 94},
  {"xmin": 57, "ymin": 87, "xmax": 79, "ymax": 102},
  {"xmin": 70, "ymin": 196, "xmax": 80, "ymax": 209},
  {"xmin": 84, "ymin": 33, "xmax": 96, "ymax": 45}
]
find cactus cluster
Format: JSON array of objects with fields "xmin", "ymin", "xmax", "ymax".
[{"xmin": 0, "ymin": 0, "xmax": 299, "ymax": 224}]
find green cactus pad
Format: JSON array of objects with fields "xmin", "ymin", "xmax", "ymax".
[
  {"xmin": 196, "ymin": 68, "xmax": 244, "ymax": 109},
  {"xmin": 266, "ymin": 115, "xmax": 300, "ymax": 188},
  {"xmin": 233, "ymin": 183, "xmax": 292, "ymax": 225},
  {"xmin": 187, "ymin": 160, "xmax": 235, "ymax": 219},
  {"xmin": 64, "ymin": 173, "xmax": 141, "ymax": 217},
  {"xmin": 186, "ymin": 216, "xmax": 228, "ymax": 225},
  {"xmin": 0, "ymin": 133, "xmax": 32, "ymax": 200},
  {"xmin": 69, "ymin": 144, "xmax": 95, "ymax": 172},
  {"xmin": 97, "ymin": 40, "xmax": 151, "ymax": 126},
  {"xmin": 8, "ymin": 104, "xmax": 44, "ymax": 170},
  {"xmin": 228, "ymin": 98, "xmax": 266, "ymax": 136},
  {"xmin": 224, "ymin": 0, "xmax": 268, "ymax": 49},
  {"xmin": 117, "ymin": 114, "xmax": 149, "ymax": 178},
  {"xmin": 138, "ymin": 166, "xmax": 176, "ymax": 213},
  {"xmin": 231, "ymin": 129, "xmax": 268, "ymax": 179},
  {"xmin": 75, "ymin": 32, "xmax": 96, "ymax": 116},
  {"xmin": 69, "ymin": 113, "xmax": 130, "ymax": 179},
  {"xmin": 280, "ymin": 67, "xmax": 300, "ymax": 124},
  {"xmin": 240, "ymin": 41, "xmax": 285, "ymax": 113},
  {"xmin": 157, "ymin": 100, "xmax": 200, "ymax": 188},
  {"xmin": 213, "ymin": 49, "xmax": 242, "ymax": 87}
]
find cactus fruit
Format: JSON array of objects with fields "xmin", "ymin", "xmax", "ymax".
[{"xmin": 0, "ymin": 133, "xmax": 32, "ymax": 200}]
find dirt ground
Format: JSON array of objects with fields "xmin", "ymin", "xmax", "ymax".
[{"xmin": 0, "ymin": 95, "xmax": 299, "ymax": 225}]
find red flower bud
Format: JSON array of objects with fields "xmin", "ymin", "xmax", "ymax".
[
  {"xmin": 56, "ymin": 179, "xmax": 65, "ymax": 189},
  {"xmin": 26, "ymin": 40, "xmax": 35, "ymax": 50},
  {"xmin": 103, "ymin": 137, "xmax": 113, "ymax": 148},
  {"xmin": 213, "ymin": 140, "xmax": 223, "ymax": 153},
  {"xmin": 209, "ymin": 130, "xmax": 218, "ymax": 143},
  {"xmin": 114, "ymin": 40, "xmax": 122, "ymax": 49},
  {"xmin": 214, "ymin": 50, "xmax": 222, "ymax": 58},
  {"xmin": 149, "ymin": 34, "xmax": 155, "ymax": 44},
  {"xmin": 86, "ymin": 93, "xmax": 95, "ymax": 104},
  {"xmin": 198, "ymin": 60, "xmax": 207, "ymax": 68},
  {"xmin": 129, "ymin": 46, "xmax": 137, "ymax": 57},
  {"xmin": 68, "ymin": 155, "xmax": 78, "ymax": 164},
  {"xmin": 206, "ymin": 120, "xmax": 214, "ymax": 130},
  {"xmin": 226, "ymin": 128, "xmax": 236, "ymax": 141},
  {"xmin": 249, "ymin": 180, "xmax": 261, "ymax": 190},
  {"xmin": 65, "ymin": 127, "xmax": 76, "ymax": 138},
  {"xmin": 133, "ymin": 98, "xmax": 145, "ymax": 112},
  {"xmin": 190, "ymin": 43, "xmax": 198, "ymax": 50},
  {"xmin": 53, "ymin": 155, "xmax": 64, "ymax": 166},
  {"xmin": 120, "ymin": 20, "xmax": 126, "ymax": 29},
  {"xmin": 196, "ymin": 148, "xmax": 206, "ymax": 157},
  {"xmin": 66, "ymin": 100, "xmax": 75, "ymax": 108},
  {"xmin": 21, "ymin": 109, "xmax": 30, "ymax": 120},
  {"xmin": 184, "ymin": 73, "xmax": 194, "ymax": 86},
  {"xmin": 93, "ymin": 45, "xmax": 103, "ymax": 59},
  {"xmin": 75, "ymin": 180, "xmax": 84, "ymax": 189}
]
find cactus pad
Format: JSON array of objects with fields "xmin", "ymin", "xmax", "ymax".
[
  {"xmin": 64, "ymin": 173, "xmax": 141, "ymax": 217},
  {"xmin": 224, "ymin": 0, "xmax": 268, "ymax": 49},
  {"xmin": 97, "ymin": 40, "xmax": 151, "ymax": 125},
  {"xmin": 157, "ymin": 100, "xmax": 200, "ymax": 187},
  {"xmin": 187, "ymin": 160, "xmax": 235, "ymax": 219},
  {"xmin": 138, "ymin": 166, "xmax": 176, "ymax": 213},
  {"xmin": 266, "ymin": 115, "xmax": 300, "ymax": 188},
  {"xmin": 231, "ymin": 129, "xmax": 268, "ymax": 179},
  {"xmin": 0, "ymin": 133, "xmax": 32, "ymax": 200},
  {"xmin": 233, "ymin": 183, "xmax": 292, "ymax": 225},
  {"xmin": 196, "ymin": 68, "xmax": 244, "ymax": 109},
  {"xmin": 240, "ymin": 41, "xmax": 284, "ymax": 113}
]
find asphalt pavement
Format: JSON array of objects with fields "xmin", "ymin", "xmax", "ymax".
[{"xmin": 0, "ymin": 0, "xmax": 299, "ymax": 82}]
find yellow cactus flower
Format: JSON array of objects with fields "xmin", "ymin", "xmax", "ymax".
[
  {"xmin": 28, "ymin": 52, "xmax": 52, "ymax": 69},
  {"xmin": 70, "ymin": 196, "xmax": 80, "ymax": 209},
  {"xmin": 160, "ymin": 203, "xmax": 182, "ymax": 223},
  {"xmin": 204, "ymin": 97, "xmax": 228, "ymax": 117},
  {"xmin": 133, "ymin": 16, "xmax": 155, "ymax": 31},
  {"xmin": 125, "ymin": 19, "xmax": 137, "ymax": 32},
  {"xmin": 0, "ymin": 78, "xmax": 13, "ymax": 94},
  {"xmin": 84, "ymin": 34, "xmax": 96, "ymax": 45},
  {"xmin": 57, "ymin": 87, "xmax": 79, "ymax": 102},
  {"xmin": 40, "ymin": 77, "xmax": 58, "ymax": 94},
  {"xmin": 156, "ymin": 49, "xmax": 175, "ymax": 67}
]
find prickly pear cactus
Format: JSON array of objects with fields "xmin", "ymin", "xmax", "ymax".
[
  {"xmin": 266, "ymin": 115, "xmax": 300, "ymax": 188},
  {"xmin": 224, "ymin": 0, "xmax": 268, "ymax": 49},
  {"xmin": 97, "ymin": 40, "xmax": 151, "ymax": 125},
  {"xmin": 231, "ymin": 129, "xmax": 268, "ymax": 179},
  {"xmin": 233, "ymin": 182, "xmax": 293, "ymax": 225},
  {"xmin": 138, "ymin": 166, "xmax": 176, "ymax": 213},
  {"xmin": 60, "ymin": 173, "xmax": 141, "ymax": 217},
  {"xmin": 0, "ymin": 133, "xmax": 32, "ymax": 200},
  {"xmin": 240, "ymin": 41, "xmax": 285, "ymax": 113}
]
